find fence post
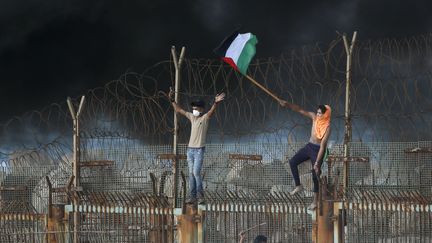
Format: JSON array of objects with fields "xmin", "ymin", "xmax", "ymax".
[
  {"xmin": 342, "ymin": 31, "xmax": 357, "ymax": 192},
  {"xmin": 341, "ymin": 31, "xmax": 357, "ymax": 243},
  {"xmin": 171, "ymin": 46, "xmax": 186, "ymax": 208},
  {"xmin": 67, "ymin": 96, "xmax": 85, "ymax": 243},
  {"xmin": 176, "ymin": 205, "xmax": 204, "ymax": 243},
  {"xmin": 313, "ymin": 177, "xmax": 334, "ymax": 243},
  {"xmin": 197, "ymin": 206, "xmax": 205, "ymax": 243}
]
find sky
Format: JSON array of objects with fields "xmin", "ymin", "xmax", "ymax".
[{"xmin": 1, "ymin": 0, "xmax": 431, "ymax": 121}]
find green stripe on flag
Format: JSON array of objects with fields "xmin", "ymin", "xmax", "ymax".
[{"xmin": 236, "ymin": 34, "xmax": 258, "ymax": 75}]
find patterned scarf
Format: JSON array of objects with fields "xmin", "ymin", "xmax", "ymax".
[{"xmin": 315, "ymin": 105, "xmax": 331, "ymax": 139}]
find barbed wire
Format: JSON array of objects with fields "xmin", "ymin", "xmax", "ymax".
[{"xmin": 0, "ymin": 34, "xmax": 431, "ymax": 168}]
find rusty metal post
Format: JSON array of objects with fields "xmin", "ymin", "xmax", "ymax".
[
  {"xmin": 46, "ymin": 176, "xmax": 70, "ymax": 243},
  {"xmin": 171, "ymin": 46, "xmax": 186, "ymax": 208},
  {"xmin": 312, "ymin": 177, "xmax": 334, "ymax": 243},
  {"xmin": 148, "ymin": 204, "xmax": 159, "ymax": 243},
  {"xmin": 67, "ymin": 96, "xmax": 85, "ymax": 243},
  {"xmin": 46, "ymin": 176, "xmax": 53, "ymax": 218},
  {"xmin": 197, "ymin": 205, "xmax": 205, "ymax": 243},
  {"xmin": 46, "ymin": 176, "xmax": 55, "ymax": 243},
  {"xmin": 45, "ymin": 214, "xmax": 49, "ymax": 243},
  {"xmin": 175, "ymin": 204, "xmax": 205, "ymax": 243},
  {"xmin": 166, "ymin": 208, "xmax": 174, "ymax": 243},
  {"xmin": 46, "ymin": 205, "xmax": 66, "ymax": 243},
  {"xmin": 333, "ymin": 202, "xmax": 344, "ymax": 243}
]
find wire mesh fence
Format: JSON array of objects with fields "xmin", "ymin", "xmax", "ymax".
[
  {"xmin": 0, "ymin": 213, "xmax": 47, "ymax": 243},
  {"xmin": 204, "ymin": 191, "xmax": 311, "ymax": 243},
  {"xmin": 327, "ymin": 141, "xmax": 432, "ymax": 197},
  {"xmin": 66, "ymin": 191, "xmax": 175, "ymax": 243},
  {"xmin": 1, "ymin": 141, "xmax": 431, "ymax": 242},
  {"xmin": 0, "ymin": 34, "xmax": 431, "ymax": 242},
  {"xmin": 346, "ymin": 197, "xmax": 432, "ymax": 242}
]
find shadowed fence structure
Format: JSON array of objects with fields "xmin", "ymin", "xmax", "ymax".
[
  {"xmin": 203, "ymin": 190, "xmax": 311, "ymax": 242},
  {"xmin": 0, "ymin": 34, "xmax": 431, "ymax": 242}
]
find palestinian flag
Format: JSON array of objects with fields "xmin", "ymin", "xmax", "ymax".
[{"xmin": 214, "ymin": 31, "xmax": 258, "ymax": 75}]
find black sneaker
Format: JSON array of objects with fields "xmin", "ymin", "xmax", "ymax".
[
  {"xmin": 198, "ymin": 193, "xmax": 205, "ymax": 204},
  {"xmin": 197, "ymin": 197, "xmax": 206, "ymax": 205}
]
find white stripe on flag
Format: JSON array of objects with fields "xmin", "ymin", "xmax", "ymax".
[{"xmin": 225, "ymin": 33, "xmax": 252, "ymax": 64}]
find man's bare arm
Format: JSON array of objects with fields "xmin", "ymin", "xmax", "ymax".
[
  {"xmin": 315, "ymin": 126, "xmax": 331, "ymax": 166},
  {"xmin": 171, "ymin": 101, "xmax": 188, "ymax": 117},
  {"xmin": 207, "ymin": 93, "xmax": 225, "ymax": 118},
  {"xmin": 168, "ymin": 87, "xmax": 188, "ymax": 117},
  {"xmin": 238, "ymin": 232, "xmax": 245, "ymax": 243},
  {"xmin": 279, "ymin": 100, "xmax": 315, "ymax": 120}
]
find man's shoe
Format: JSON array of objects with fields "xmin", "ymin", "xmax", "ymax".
[
  {"xmin": 186, "ymin": 197, "xmax": 196, "ymax": 204},
  {"xmin": 197, "ymin": 192, "xmax": 205, "ymax": 205},
  {"xmin": 290, "ymin": 185, "xmax": 304, "ymax": 196},
  {"xmin": 198, "ymin": 197, "xmax": 206, "ymax": 205}
]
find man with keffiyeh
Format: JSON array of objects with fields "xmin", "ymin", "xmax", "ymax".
[{"xmin": 279, "ymin": 100, "xmax": 332, "ymax": 210}]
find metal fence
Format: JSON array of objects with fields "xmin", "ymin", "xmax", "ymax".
[
  {"xmin": 0, "ymin": 213, "xmax": 47, "ymax": 243},
  {"xmin": 67, "ymin": 191, "xmax": 175, "ymax": 243},
  {"xmin": 1, "ymin": 34, "xmax": 432, "ymax": 242},
  {"xmin": 345, "ymin": 193, "xmax": 432, "ymax": 242},
  {"xmin": 203, "ymin": 191, "xmax": 311, "ymax": 243},
  {"xmin": 1, "ymin": 141, "xmax": 431, "ymax": 242}
]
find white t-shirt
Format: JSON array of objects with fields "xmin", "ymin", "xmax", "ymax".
[{"xmin": 185, "ymin": 112, "xmax": 210, "ymax": 148}]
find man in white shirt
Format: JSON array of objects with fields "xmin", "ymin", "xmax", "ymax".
[{"xmin": 169, "ymin": 90, "xmax": 225, "ymax": 204}]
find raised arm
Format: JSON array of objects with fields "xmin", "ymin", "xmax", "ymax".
[
  {"xmin": 171, "ymin": 101, "xmax": 188, "ymax": 116},
  {"xmin": 238, "ymin": 231, "xmax": 246, "ymax": 243},
  {"xmin": 279, "ymin": 100, "xmax": 315, "ymax": 120},
  {"xmin": 206, "ymin": 93, "xmax": 225, "ymax": 118},
  {"xmin": 168, "ymin": 88, "xmax": 188, "ymax": 117}
]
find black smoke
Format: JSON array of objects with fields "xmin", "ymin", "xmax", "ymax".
[{"xmin": 1, "ymin": 0, "xmax": 432, "ymax": 121}]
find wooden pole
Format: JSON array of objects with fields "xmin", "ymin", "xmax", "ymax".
[
  {"xmin": 67, "ymin": 96, "xmax": 85, "ymax": 243},
  {"xmin": 245, "ymin": 75, "xmax": 281, "ymax": 102},
  {"xmin": 171, "ymin": 46, "xmax": 185, "ymax": 208},
  {"xmin": 240, "ymin": 222, "xmax": 266, "ymax": 233},
  {"xmin": 342, "ymin": 32, "xmax": 357, "ymax": 191},
  {"xmin": 341, "ymin": 31, "xmax": 357, "ymax": 243}
]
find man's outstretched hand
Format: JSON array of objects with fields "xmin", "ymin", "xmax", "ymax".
[
  {"xmin": 215, "ymin": 93, "xmax": 226, "ymax": 104},
  {"xmin": 279, "ymin": 99, "xmax": 288, "ymax": 107},
  {"xmin": 167, "ymin": 87, "xmax": 174, "ymax": 101},
  {"xmin": 238, "ymin": 231, "xmax": 246, "ymax": 243}
]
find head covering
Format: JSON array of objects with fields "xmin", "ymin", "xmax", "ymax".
[
  {"xmin": 190, "ymin": 99, "xmax": 205, "ymax": 108},
  {"xmin": 253, "ymin": 235, "xmax": 267, "ymax": 243},
  {"xmin": 315, "ymin": 105, "xmax": 331, "ymax": 139}
]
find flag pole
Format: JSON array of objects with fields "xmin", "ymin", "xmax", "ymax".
[{"xmin": 245, "ymin": 74, "xmax": 281, "ymax": 102}]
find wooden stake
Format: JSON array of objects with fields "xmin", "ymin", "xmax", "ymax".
[
  {"xmin": 66, "ymin": 96, "xmax": 85, "ymax": 243},
  {"xmin": 171, "ymin": 46, "xmax": 185, "ymax": 208},
  {"xmin": 342, "ymin": 31, "xmax": 357, "ymax": 191},
  {"xmin": 240, "ymin": 222, "xmax": 267, "ymax": 234},
  {"xmin": 245, "ymin": 75, "xmax": 281, "ymax": 102},
  {"xmin": 341, "ymin": 31, "xmax": 357, "ymax": 243}
]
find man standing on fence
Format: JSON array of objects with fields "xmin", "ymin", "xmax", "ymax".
[
  {"xmin": 169, "ymin": 88, "xmax": 225, "ymax": 204},
  {"xmin": 279, "ymin": 100, "xmax": 331, "ymax": 210}
]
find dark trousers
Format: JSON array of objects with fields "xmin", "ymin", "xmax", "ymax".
[{"xmin": 289, "ymin": 143, "xmax": 321, "ymax": 193}]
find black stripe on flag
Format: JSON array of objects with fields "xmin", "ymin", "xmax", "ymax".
[{"xmin": 213, "ymin": 30, "xmax": 239, "ymax": 57}]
